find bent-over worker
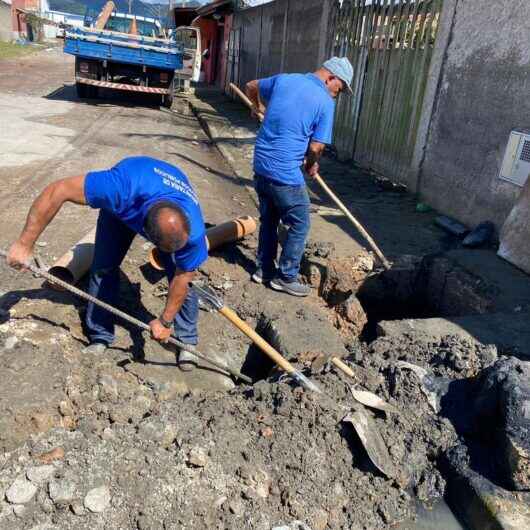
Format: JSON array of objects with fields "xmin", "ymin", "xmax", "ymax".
[
  {"xmin": 7, "ymin": 156, "xmax": 207, "ymax": 371},
  {"xmin": 245, "ymin": 57, "xmax": 353, "ymax": 297}
]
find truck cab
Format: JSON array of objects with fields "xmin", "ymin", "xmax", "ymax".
[{"xmin": 100, "ymin": 13, "xmax": 163, "ymax": 38}]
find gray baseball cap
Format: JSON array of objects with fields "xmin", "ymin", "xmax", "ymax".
[{"xmin": 322, "ymin": 56, "xmax": 354, "ymax": 94}]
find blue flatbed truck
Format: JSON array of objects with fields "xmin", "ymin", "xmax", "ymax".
[{"xmin": 64, "ymin": 21, "xmax": 183, "ymax": 108}]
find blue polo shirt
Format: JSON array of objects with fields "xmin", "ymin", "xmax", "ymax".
[
  {"xmin": 254, "ymin": 73, "xmax": 335, "ymax": 186},
  {"xmin": 84, "ymin": 156, "xmax": 208, "ymax": 272}
]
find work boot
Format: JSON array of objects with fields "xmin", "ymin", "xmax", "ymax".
[
  {"xmin": 82, "ymin": 342, "xmax": 108, "ymax": 355},
  {"xmin": 270, "ymin": 277, "xmax": 311, "ymax": 297},
  {"xmin": 178, "ymin": 348, "xmax": 198, "ymax": 372}
]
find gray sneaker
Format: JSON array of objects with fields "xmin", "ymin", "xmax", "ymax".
[
  {"xmin": 178, "ymin": 348, "xmax": 198, "ymax": 372},
  {"xmin": 82, "ymin": 342, "xmax": 108, "ymax": 355},
  {"xmin": 251, "ymin": 268, "xmax": 275, "ymax": 284},
  {"xmin": 270, "ymin": 277, "xmax": 311, "ymax": 297}
]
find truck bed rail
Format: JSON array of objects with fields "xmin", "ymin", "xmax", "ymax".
[{"xmin": 64, "ymin": 27, "xmax": 183, "ymax": 70}]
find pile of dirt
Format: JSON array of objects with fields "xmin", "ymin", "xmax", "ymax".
[
  {"xmin": 362, "ymin": 333, "xmax": 498, "ymax": 379},
  {"xmin": 0, "ymin": 345, "xmax": 463, "ymax": 530}
]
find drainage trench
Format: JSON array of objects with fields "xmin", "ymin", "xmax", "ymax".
[{"xmin": 238, "ymin": 250, "xmax": 500, "ymax": 530}]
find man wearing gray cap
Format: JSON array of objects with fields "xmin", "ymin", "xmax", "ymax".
[{"xmin": 246, "ymin": 57, "xmax": 353, "ymax": 296}]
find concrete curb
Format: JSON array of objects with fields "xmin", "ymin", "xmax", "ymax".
[{"xmin": 187, "ymin": 97, "xmax": 259, "ymax": 209}]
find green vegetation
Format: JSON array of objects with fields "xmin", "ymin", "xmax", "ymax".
[{"xmin": 0, "ymin": 42, "xmax": 41, "ymax": 60}]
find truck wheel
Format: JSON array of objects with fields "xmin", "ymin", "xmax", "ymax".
[
  {"xmin": 162, "ymin": 77, "xmax": 175, "ymax": 109},
  {"xmin": 162, "ymin": 92, "xmax": 173, "ymax": 109}
]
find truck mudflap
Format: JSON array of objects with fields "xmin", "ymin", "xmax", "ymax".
[{"xmin": 76, "ymin": 77, "xmax": 171, "ymax": 95}]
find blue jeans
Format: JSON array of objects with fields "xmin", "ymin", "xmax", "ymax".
[
  {"xmin": 85, "ymin": 209, "xmax": 199, "ymax": 346},
  {"xmin": 254, "ymin": 174, "xmax": 310, "ymax": 282}
]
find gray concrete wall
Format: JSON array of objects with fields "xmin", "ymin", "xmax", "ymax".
[
  {"xmin": 419, "ymin": 0, "xmax": 530, "ymax": 231},
  {"xmin": 0, "ymin": 2, "xmax": 12, "ymax": 42},
  {"xmin": 232, "ymin": 0, "xmax": 331, "ymax": 87}
]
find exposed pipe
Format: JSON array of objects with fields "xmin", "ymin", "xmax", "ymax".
[
  {"xmin": 48, "ymin": 227, "xmax": 97, "ymax": 285},
  {"xmin": 47, "ymin": 216, "xmax": 257, "ymax": 286}
]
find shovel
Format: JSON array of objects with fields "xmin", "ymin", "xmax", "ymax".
[
  {"xmin": 0, "ymin": 249, "xmax": 252, "ymax": 384},
  {"xmin": 191, "ymin": 283, "xmax": 322, "ymax": 393},
  {"xmin": 229, "ymin": 82, "xmax": 391, "ymax": 269}
]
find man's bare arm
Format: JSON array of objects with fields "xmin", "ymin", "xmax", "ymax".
[
  {"xmin": 245, "ymin": 79, "xmax": 266, "ymax": 118},
  {"xmin": 7, "ymin": 175, "xmax": 87, "ymax": 268},
  {"xmin": 150, "ymin": 270, "xmax": 196, "ymax": 342},
  {"xmin": 305, "ymin": 141, "xmax": 326, "ymax": 177}
]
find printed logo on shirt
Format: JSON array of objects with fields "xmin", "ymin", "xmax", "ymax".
[{"xmin": 154, "ymin": 167, "xmax": 199, "ymax": 205}]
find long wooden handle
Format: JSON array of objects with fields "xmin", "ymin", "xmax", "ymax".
[
  {"xmin": 313, "ymin": 173, "xmax": 391, "ymax": 270},
  {"xmin": 229, "ymin": 83, "xmax": 265, "ymax": 121},
  {"xmin": 0, "ymin": 250, "xmax": 252, "ymax": 384},
  {"xmin": 219, "ymin": 305, "xmax": 297, "ymax": 375}
]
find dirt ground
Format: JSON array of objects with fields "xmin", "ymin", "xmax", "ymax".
[{"xmin": 0, "ymin": 47, "xmax": 528, "ymax": 530}]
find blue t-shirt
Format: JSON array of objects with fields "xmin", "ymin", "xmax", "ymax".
[
  {"xmin": 253, "ymin": 73, "xmax": 335, "ymax": 185},
  {"xmin": 85, "ymin": 156, "xmax": 208, "ymax": 272}
]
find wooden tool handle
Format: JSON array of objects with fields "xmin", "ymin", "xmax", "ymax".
[
  {"xmin": 219, "ymin": 305, "xmax": 297, "ymax": 375},
  {"xmin": 331, "ymin": 357, "xmax": 357, "ymax": 380},
  {"xmin": 313, "ymin": 173, "xmax": 391, "ymax": 270},
  {"xmin": 229, "ymin": 83, "xmax": 265, "ymax": 122}
]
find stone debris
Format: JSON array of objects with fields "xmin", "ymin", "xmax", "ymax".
[
  {"xmin": 4, "ymin": 335, "xmax": 18, "ymax": 350},
  {"xmin": 13, "ymin": 504, "xmax": 28, "ymax": 518},
  {"xmin": 27, "ymin": 465, "xmax": 55, "ymax": 484},
  {"xmin": 36, "ymin": 447, "xmax": 65, "ymax": 464},
  {"xmin": 70, "ymin": 501, "xmax": 85, "ymax": 516},
  {"xmin": 84, "ymin": 485, "xmax": 111, "ymax": 513},
  {"xmin": 48, "ymin": 479, "xmax": 76, "ymax": 504},
  {"xmin": 5, "ymin": 477, "xmax": 38, "ymax": 504},
  {"xmin": 187, "ymin": 447, "xmax": 209, "ymax": 468}
]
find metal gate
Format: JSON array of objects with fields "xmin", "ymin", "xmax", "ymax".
[{"xmin": 330, "ymin": 0, "xmax": 443, "ymax": 183}]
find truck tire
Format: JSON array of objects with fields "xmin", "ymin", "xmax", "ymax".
[
  {"xmin": 162, "ymin": 91, "xmax": 173, "ymax": 109},
  {"xmin": 161, "ymin": 77, "xmax": 175, "ymax": 109}
]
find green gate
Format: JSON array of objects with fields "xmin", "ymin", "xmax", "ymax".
[{"xmin": 330, "ymin": 0, "xmax": 443, "ymax": 184}]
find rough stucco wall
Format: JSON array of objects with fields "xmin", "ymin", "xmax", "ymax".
[
  {"xmin": 233, "ymin": 0, "xmax": 329, "ymax": 87},
  {"xmin": 420, "ymin": 0, "xmax": 530, "ymax": 231},
  {"xmin": 283, "ymin": 0, "xmax": 324, "ymax": 74},
  {"xmin": 0, "ymin": 3, "xmax": 12, "ymax": 42}
]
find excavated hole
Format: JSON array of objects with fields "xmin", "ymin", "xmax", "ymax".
[
  {"xmin": 308, "ymin": 254, "xmax": 460, "ymax": 345},
  {"xmin": 241, "ymin": 316, "xmax": 279, "ymax": 383},
  {"xmin": 356, "ymin": 275, "xmax": 435, "ymax": 343}
]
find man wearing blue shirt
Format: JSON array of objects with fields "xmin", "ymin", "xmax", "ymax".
[
  {"xmin": 7, "ymin": 156, "xmax": 207, "ymax": 371},
  {"xmin": 245, "ymin": 57, "xmax": 353, "ymax": 297}
]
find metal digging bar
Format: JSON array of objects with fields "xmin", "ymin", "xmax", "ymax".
[
  {"xmin": 0, "ymin": 249, "xmax": 252, "ymax": 385},
  {"xmin": 191, "ymin": 283, "xmax": 322, "ymax": 394}
]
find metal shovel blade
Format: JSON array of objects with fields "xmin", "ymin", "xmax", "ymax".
[
  {"xmin": 343, "ymin": 410, "xmax": 397, "ymax": 479},
  {"xmin": 350, "ymin": 386, "xmax": 399, "ymax": 416}
]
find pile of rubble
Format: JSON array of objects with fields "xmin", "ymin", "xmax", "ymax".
[{"xmin": 5, "ymin": 324, "xmax": 523, "ymax": 530}]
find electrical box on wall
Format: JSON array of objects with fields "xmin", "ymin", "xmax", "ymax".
[{"xmin": 499, "ymin": 129, "xmax": 530, "ymax": 187}]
